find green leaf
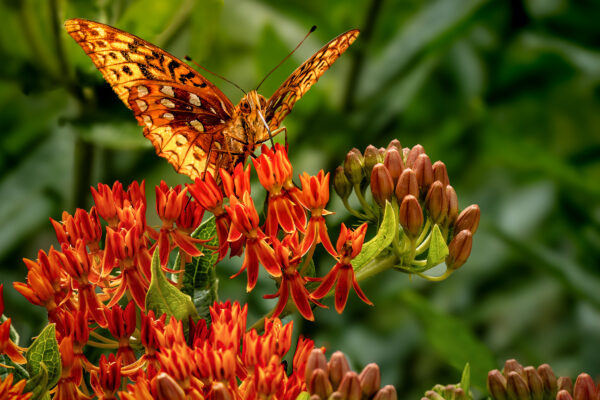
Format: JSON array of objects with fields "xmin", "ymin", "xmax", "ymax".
[
  {"xmin": 181, "ymin": 217, "xmax": 220, "ymax": 320},
  {"xmin": 146, "ymin": 248, "xmax": 199, "ymax": 322},
  {"xmin": 25, "ymin": 324, "xmax": 60, "ymax": 390},
  {"xmin": 25, "ymin": 362, "xmax": 49, "ymax": 400},
  {"xmin": 295, "ymin": 392, "xmax": 310, "ymax": 400},
  {"xmin": 427, "ymin": 224, "xmax": 449, "ymax": 267},
  {"xmin": 353, "ymin": 201, "xmax": 396, "ymax": 270},
  {"xmin": 460, "ymin": 363, "xmax": 471, "ymax": 392},
  {"xmin": 0, "ymin": 354, "xmax": 30, "ymax": 382},
  {"xmin": 400, "ymin": 291, "xmax": 495, "ymax": 391}
]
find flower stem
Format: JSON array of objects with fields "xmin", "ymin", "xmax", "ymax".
[
  {"xmin": 353, "ymin": 183, "xmax": 377, "ymax": 220},
  {"xmin": 416, "ymin": 268, "xmax": 452, "ymax": 282},
  {"xmin": 87, "ymin": 340, "xmax": 119, "ymax": 349},
  {"xmin": 90, "ymin": 330, "xmax": 117, "ymax": 345},
  {"xmin": 342, "ymin": 197, "xmax": 370, "ymax": 220},
  {"xmin": 300, "ymin": 242, "xmax": 317, "ymax": 276}
]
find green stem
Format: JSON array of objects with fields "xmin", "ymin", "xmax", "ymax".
[
  {"xmin": 354, "ymin": 253, "xmax": 399, "ymax": 283},
  {"xmin": 342, "ymin": 197, "xmax": 370, "ymax": 220},
  {"xmin": 353, "ymin": 183, "xmax": 377, "ymax": 220},
  {"xmin": 415, "ymin": 228, "xmax": 432, "ymax": 256},
  {"xmin": 299, "ymin": 242, "xmax": 317, "ymax": 276},
  {"xmin": 87, "ymin": 340, "xmax": 119, "ymax": 349},
  {"xmin": 416, "ymin": 268, "xmax": 452, "ymax": 282},
  {"xmin": 90, "ymin": 330, "xmax": 117, "ymax": 345}
]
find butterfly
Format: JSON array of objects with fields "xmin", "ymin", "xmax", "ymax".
[{"xmin": 65, "ymin": 18, "xmax": 359, "ymax": 179}]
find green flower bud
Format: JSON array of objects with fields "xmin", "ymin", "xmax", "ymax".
[
  {"xmin": 334, "ymin": 166, "xmax": 352, "ymax": 200},
  {"xmin": 507, "ymin": 371, "xmax": 530, "ymax": 400},
  {"xmin": 328, "ymin": 351, "xmax": 351, "ymax": 389},
  {"xmin": 395, "ymin": 168, "xmax": 419, "ymax": 202},
  {"xmin": 487, "ymin": 370, "xmax": 508, "ymax": 400},
  {"xmin": 359, "ymin": 363, "xmax": 381, "ymax": 397},
  {"xmin": 371, "ymin": 164, "xmax": 394, "ymax": 208},
  {"xmin": 399, "ymin": 195, "xmax": 423, "ymax": 239},
  {"xmin": 364, "ymin": 145, "xmax": 380, "ymax": 178},
  {"xmin": 446, "ymin": 230, "xmax": 473, "ymax": 270},
  {"xmin": 455, "ymin": 205, "xmax": 480, "ymax": 235},
  {"xmin": 425, "ymin": 181, "xmax": 448, "ymax": 224},
  {"xmin": 433, "ymin": 161, "xmax": 450, "ymax": 187},
  {"xmin": 424, "ymin": 390, "xmax": 447, "ymax": 400},
  {"xmin": 384, "ymin": 148, "xmax": 405, "ymax": 185},
  {"xmin": 338, "ymin": 371, "xmax": 362, "ymax": 400},
  {"xmin": 558, "ymin": 377, "xmax": 573, "ymax": 394},
  {"xmin": 344, "ymin": 148, "xmax": 365, "ymax": 184}
]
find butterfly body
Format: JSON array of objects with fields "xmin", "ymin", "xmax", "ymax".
[{"xmin": 65, "ymin": 18, "xmax": 359, "ymax": 178}]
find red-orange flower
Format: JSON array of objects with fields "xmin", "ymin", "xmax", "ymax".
[
  {"xmin": 0, "ymin": 286, "xmax": 26, "ymax": 365},
  {"xmin": 51, "ymin": 207, "xmax": 103, "ymax": 253},
  {"xmin": 105, "ymin": 302, "xmax": 137, "ymax": 365},
  {"xmin": 298, "ymin": 171, "xmax": 336, "ymax": 256},
  {"xmin": 0, "ymin": 374, "xmax": 32, "ymax": 400},
  {"xmin": 311, "ymin": 223, "xmax": 373, "ymax": 313},
  {"xmin": 226, "ymin": 192, "xmax": 281, "ymax": 291},
  {"xmin": 264, "ymin": 235, "xmax": 324, "ymax": 321},
  {"xmin": 220, "ymin": 162, "xmax": 251, "ymax": 200},
  {"xmin": 91, "ymin": 181, "xmax": 146, "ymax": 229},
  {"xmin": 253, "ymin": 144, "xmax": 306, "ymax": 237},
  {"xmin": 90, "ymin": 353, "xmax": 122, "ymax": 400}
]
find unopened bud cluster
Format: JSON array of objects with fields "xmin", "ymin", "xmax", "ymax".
[
  {"xmin": 334, "ymin": 140, "xmax": 480, "ymax": 275},
  {"xmin": 423, "ymin": 384, "xmax": 470, "ymax": 400},
  {"xmin": 487, "ymin": 359, "xmax": 600, "ymax": 400},
  {"xmin": 305, "ymin": 349, "xmax": 397, "ymax": 400}
]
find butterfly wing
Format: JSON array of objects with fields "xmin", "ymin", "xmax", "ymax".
[
  {"xmin": 265, "ymin": 29, "xmax": 359, "ymax": 131},
  {"xmin": 65, "ymin": 18, "xmax": 235, "ymax": 178}
]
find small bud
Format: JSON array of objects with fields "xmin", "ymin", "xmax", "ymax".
[
  {"xmin": 374, "ymin": 385, "xmax": 398, "ymax": 400},
  {"xmin": 557, "ymin": 390, "xmax": 574, "ymax": 400},
  {"xmin": 399, "ymin": 195, "xmax": 423, "ymax": 239},
  {"xmin": 487, "ymin": 369, "xmax": 508, "ymax": 400},
  {"xmin": 305, "ymin": 349, "xmax": 328, "ymax": 386},
  {"xmin": 424, "ymin": 390, "xmax": 445, "ymax": 400},
  {"xmin": 328, "ymin": 351, "xmax": 351, "ymax": 389},
  {"xmin": 378, "ymin": 147, "xmax": 386, "ymax": 160},
  {"xmin": 558, "ymin": 377, "xmax": 573, "ymax": 394},
  {"xmin": 425, "ymin": 181, "xmax": 448, "ymax": 224},
  {"xmin": 329, "ymin": 393, "xmax": 344, "ymax": 400},
  {"xmin": 432, "ymin": 161, "xmax": 450, "ymax": 187},
  {"xmin": 454, "ymin": 388, "xmax": 468, "ymax": 400},
  {"xmin": 507, "ymin": 371, "xmax": 531, "ymax": 400},
  {"xmin": 446, "ymin": 230, "xmax": 473, "ymax": 270},
  {"xmin": 344, "ymin": 148, "xmax": 365, "ymax": 184},
  {"xmin": 414, "ymin": 154, "xmax": 434, "ymax": 192},
  {"xmin": 371, "ymin": 164, "xmax": 394, "ymax": 208},
  {"xmin": 455, "ymin": 205, "xmax": 480, "ymax": 234},
  {"xmin": 395, "ymin": 168, "xmax": 419, "ymax": 202},
  {"xmin": 309, "ymin": 369, "xmax": 333, "ymax": 399},
  {"xmin": 359, "ymin": 363, "xmax": 381, "ymax": 397},
  {"xmin": 334, "ymin": 166, "xmax": 352, "ymax": 200},
  {"xmin": 504, "ymin": 359, "xmax": 525, "ymax": 378},
  {"xmin": 537, "ymin": 364, "xmax": 557, "ymax": 399},
  {"xmin": 406, "ymin": 144, "xmax": 425, "ymax": 168},
  {"xmin": 573, "ymin": 373, "xmax": 596, "ymax": 400},
  {"xmin": 338, "ymin": 372, "xmax": 362, "ymax": 400},
  {"xmin": 524, "ymin": 366, "xmax": 544, "ymax": 400},
  {"xmin": 446, "ymin": 186, "xmax": 459, "ymax": 225},
  {"xmin": 384, "ymin": 148, "xmax": 405, "ymax": 185},
  {"xmin": 364, "ymin": 145, "xmax": 381, "ymax": 178},
  {"xmin": 387, "ymin": 139, "xmax": 402, "ymax": 153},
  {"xmin": 212, "ymin": 382, "xmax": 234, "ymax": 400},
  {"xmin": 156, "ymin": 373, "xmax": 186, "ymax": 400}
]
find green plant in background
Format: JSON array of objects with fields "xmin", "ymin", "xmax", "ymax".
[{"xmin": 0, "ymin": 0, "xmax": 599, "ymax": 398}]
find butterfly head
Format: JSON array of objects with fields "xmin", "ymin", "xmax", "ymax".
[{"xmin": 238, "ymin": 90, "xmax": 267, "ymax": 115}]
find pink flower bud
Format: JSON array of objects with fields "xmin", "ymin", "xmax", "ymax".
[
  {"xmin": 446, "ymin": 186, "xmax": 459, "ymax": 225},
  {"xmin": 425, "ymin": 181, "xmax": 448, "ymax": 224},
  {"xmin": 338, "ymin": 371, "xmax": 362, "ymax": 400},
  {"xmin": 309, "ymin": 369, "xmax": 333, "ymax": 399},
  {"xmin": 488, "ymin": 369, "xmax": 508, "ymax": 400},
  {"xmin": 364, "ymin": 145, "xmax": 382, "ymax": 178},
  {"xmin": 524, "ymin": 366, "xmax": 544, "ymax": 400},
  {"xmin": 406, "ymin": 144, "xmax": 425, "ymax": 168},
  {"xmin": 507, "ymin": 371, "xmax": 530, "ymax": 400},
  {"xmin": 395, "ymin": 168, "xmax": 419, "ymax": 202},
  {"xmin": 455, "ymin": 205, "xmax": 480, "ymax": 234},
  {"xmin": 558, "ymin": 377, "xmax": 573, "ymax": 393},
  {"xmin": 414, "ymin": 154, "xmax": 434, "ymax": 192},
  {"xmin": 446, "ymin": 230, "xmax": 473, "ymax": 270},
  {"xmin": 359, "ymin": 363, "xmax": 381, "ymax": 397},
  {"xmin": 373, "ymin": 385, "xmax": 398, "ymax": 400},
  {"xmin": 384, "ymin": 148, "xmax": 405, "ymax": 184},
  {"xmin": 573, "ymin": 373, "xmax": 597, "ymax": 400},
  {"xmin": 156, "ymin": 373, "xmax": 186, "ymax": 400},
  {"xmin": 371, "ymin": 164, "xmax": 394, "ymax": 208},
  {"xmin": 399, "ymin": 195, "xmax": 423, "ymax": 239},
  {"xmin": 537, "ymin": 364, "xmax": 557, "ymax": 399},
  {"xmin": 305, "ymin": 349, "xmax": 328, "ymax": 386},
  {"xmin": 432, "ymin": 161, "xmax": 450, "ymax": 187},
  {"xmin": 328, "ymin": 351, "xmax": 351, "ymax": 389}
]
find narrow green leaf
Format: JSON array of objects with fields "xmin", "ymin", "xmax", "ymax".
[
  {"xmin": 295, "ymin": 392, "xmax": 310, "ymax": 400},
  {"xmin": 400, "ymin": 291, "xmax": 495, "ymax": 391},
  {"xmin": 353, "ymin": 201, "xmax": 396, "ymax": 270},
  {"xmin": 460, "ymin": 363, "xmax": 471, "ymax": 392},
  {"xmin": 25, "ymin": 362, "xmax": 49, "ymax": 400},
  {"xmin": 25, "ymin": 324, "xmax": 60, "ymax": 389},
  {"xmin": 181, "ymin": 217, "xmax": 220, "ymax": 320},
  {"xmin": 0, "ymin": 354, "xmax": 30, "ymax": 382},
  {"xmin": 146, "ymin": 248, "xmax": 199, "ymax": 322},
  {"xmin": 427, "ymin": 224, "xmax": 449, "ymax": 267}
]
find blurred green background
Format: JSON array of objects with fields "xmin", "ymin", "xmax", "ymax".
[{"xmin": 1, "ymin": 0, "xmax": 600, "ymax": 397}]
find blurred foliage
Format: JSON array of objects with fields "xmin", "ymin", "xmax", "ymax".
[{"xmin": 0, "ymin": 0, "xmax": 599, "ymax": 397}]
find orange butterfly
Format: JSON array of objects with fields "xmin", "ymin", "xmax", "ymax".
[{"xmin": 65, "ymin": 19, "xmax": 359, "ymax": 179}]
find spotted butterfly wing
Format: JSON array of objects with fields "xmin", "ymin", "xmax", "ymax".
[
  {"xmin": 65, "ymin": 18, "xmax": 234, "ymax": 178},
  {"xmin": 265, "ymin": 29, "xmax": 360, "ymax": 131}
]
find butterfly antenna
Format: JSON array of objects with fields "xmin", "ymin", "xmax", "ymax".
[
  {"xmin": 255, "ymin": 25, "xmax": 317, "ymax": 91},
  {"xmin": 184, "ymin": 56, "xmax": 246, "ymax": 95}
]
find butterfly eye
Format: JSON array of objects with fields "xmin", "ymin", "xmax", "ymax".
[{"xmin": 240, "ymin": 100, "xmax": 251, "ymax": 113}]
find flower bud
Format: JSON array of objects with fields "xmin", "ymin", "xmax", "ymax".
[
  {"xmin": 344, "ymin": 148, "xmax": 365, "ymax": 184},
  {"xmin": 425, "ymin": 181, "xmax": 448, "ymax": 224},
  {"xmin": 387, "ymin": 139, "xmax": 402, "ymax": 153},
  {"xmin": 309, "ymin": 369, "xmax": 333, "ymax": 399},
  {"xmin": 399, "ymin": 195, "xmax": 423, "ymax": 239},
  {"xmin": 455, "ymin": 205, "xmax": 480, "ymax": 234},
  {"xmin": 424, "ymin": 390, "xmax": 445, "ymax": 400},
  {"xmin": 524, "ymin": 366, "xmax": 544, "ymax": 400},
  {"xmin": 364, "ymin": 145, "xmax": 381, "ymax": 178},
  {"xmin": 359, "ymin": 363, "xmax": 381, "ymax": 397},
  {"xmin": 446, "ymin": 186, "xmax": 459, "ymax": 225},
  {"xmin": 328, "ymin": 351, "xmax": 351, "ymax": 389},
  {"xmin": 414, "ymin": 154, "xmax": 434, "ymax": 192},
  {"xmin": 395, "ymin": 168, "xmax": 419, "ymax": 202},
  {"xmin": 446, "ymin": 230, "xmax": 473, "ymax": 270},
  {"xmin": 384, "ymin": 148, "xmax": 405, "ymax": 184},
  {"xmin": 573, "ymin": 373, "xmax": 596, "ymax": 400},
  {"xmin": 338, "ymin": 371, "xmax": 362, "ymax": 400},
  {"xmin": 558, "ymin": 377, "xmax": 573, "ymax": 393},
  {"xmin": 406, "ymin": 144, "xmax": 425, "ymax": 168},
  {"xmin": 305, "ymin": 349, "xmax": 328, "ymax": 386},
  {"xmin": 373, "ymin": 385, "xmax": 398, "ymax": 400},
  {"xmin": 371, "ymin": 164, "xmax": 394, "ymax": 208},
  {"xmin": 507, "ymin": 371, "xmax": 530, "ymax": 400},
  {"xmin": 487, "ymin": 369, "xmax": 508, "ymax": 400},
  {"xmin": 329, "ymin": 393, "xmax": 344, "ymax": 400},
  {"xmin": 537, "ymin": 364, "xmax": 557, "ymax": 399},
  {"xmin": 334, "ymin": 166, "xmax": 352, "ymax": 200},
  {"xmin": 504, "ymin": 359, "xmax": 525, "ymax": 377},
  {"xmin": 156, "ymin": 373, "xmax": 186, "ymax": 400},
  {"xmin": 432, "ymin": 161, "xmax": 450, "ymax": 187},
  {"xmin": 557, "ymin": 390, "xmax": 574, "ymax": 400},
  {"xmin": 212, "ymin": 382, "xmax": 234, "ymax": 400}
]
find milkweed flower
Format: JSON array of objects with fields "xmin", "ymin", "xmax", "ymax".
[
  {"xmin": 311, "ymin": 223, "xmax": 373, "ymax": 313},
  {"xmin": 0, "ymin": 285, "xmax": 26, "ymax": 365},
  {"xmin": 0, "ymin": 374, "xmax": 32, "ymax": 400},
  {"xmin": 105, "ymin": 302, "xmax": 137, "ymax": 365},
  {"xmin": 298, "ymin": 170, "xmax": 336, "ymax": 256}
]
